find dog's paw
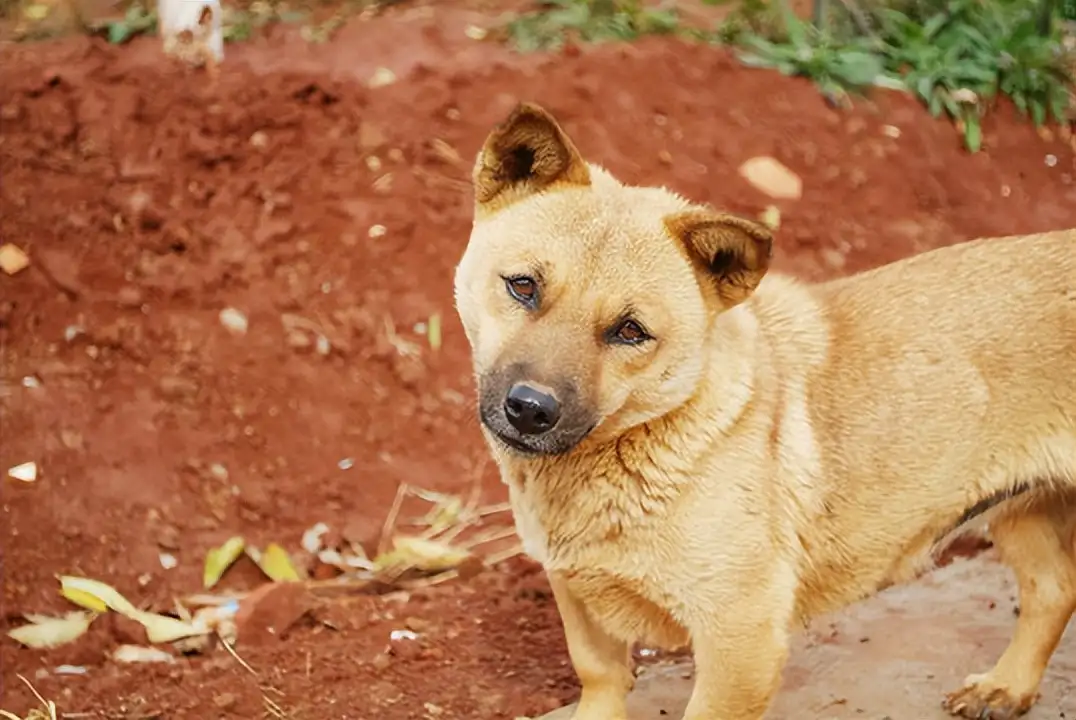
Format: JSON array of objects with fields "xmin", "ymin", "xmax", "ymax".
[{"xmin": 942, "ymin": 674, "xmax": 1038, "ymax": 720}]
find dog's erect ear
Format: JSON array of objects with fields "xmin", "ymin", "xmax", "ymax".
[
  {"xmin": 473, "ymin": 102, "xmax": 591, "ymax": 210},
  {"xmin": 664, "ymin": 209, "xmax": 774, "ymax": 307}
]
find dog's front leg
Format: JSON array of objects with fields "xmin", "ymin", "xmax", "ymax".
[
  {"xmin": 681, "ymin": 601, "xmax": 791, "ymax": 720},
  {"xmin": 548, "ymin": 572, "xmax": 634, "ymax": 720}
]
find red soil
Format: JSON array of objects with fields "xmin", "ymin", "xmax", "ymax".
[{"xmin": 2, "ymin": 5, "xmax": 1074, "ymax": 717}]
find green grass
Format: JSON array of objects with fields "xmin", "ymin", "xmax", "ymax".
[
  {"xmin": 501, "ymin": 0, "xmax": 1072, "ymax": 152},
  {"xmin": 505, "ymin": 0, "xmax": 680, "ymax": 52},
  {"xmin": 725, "ymin": 0, "xmax": 1075, "ymax": 152}
]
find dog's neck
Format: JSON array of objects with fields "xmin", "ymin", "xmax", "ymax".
[{"xmin": 497, "ymin": 303, "xmax": 765, "ymax": 546}]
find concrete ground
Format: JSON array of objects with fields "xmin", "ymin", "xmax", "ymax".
[{"xmin": 539, "ymin": 554, "xmax": 1075, "ymax": 719}]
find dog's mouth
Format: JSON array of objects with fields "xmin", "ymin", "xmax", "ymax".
[
  {"xmin": 489, "ymin": 427, "xmax": 545, "ymax": 455},
  {"xmin": 479, "ymin": 406, "xmax": 596, "ymax": 458}
]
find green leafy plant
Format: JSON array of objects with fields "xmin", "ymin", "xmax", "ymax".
[
  {"xmin": 707, "ymin": 0, "xmax": 783, "ymax": 43},
  {"xmin": 101, "ymin": 2, "xmax": 156, "ymax": 44},
  {"xmin": 506, "ymin": 0, "xmax": 679, "ymax": 52},
  {"xmin": 875, "ymin": 0, "xmax": 1073, "ymax": 149},
  {"xmin": 735, "ymin": 1, "xmax": 886, "ymax": 99},
  {"xmin": 730, "ymin": 0, "xmax": 1074, "ymax": 152}
]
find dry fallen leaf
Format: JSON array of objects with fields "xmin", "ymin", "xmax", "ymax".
[
  {"xmin": 0, "ymin": 674, "xmax": 58, "ymax": 720},
  {"xmin": 257, "ymin": 542, "xmax": 301, "ymax": 582},
  {"xmin": 7, "ymin": 612, "xmax": 94, "ymax": 649},
  {"xmin": 377, "ymin": 536, "xmax": 472, "ymax": 573},
  {"xmin": 60, "ymin": 576, "xmax": 138, "ymax": 614},
  {"xmin": 58, "ymin": 575, "xmax": 209, "ymax": 644},
  {"xmin": 112, "ymin": 644, "xmax": 175, "ymax": 664},
  {"xmin": 420, "ymin": 494, "xmax": 463, "ymax": 532},
  {"xmin": 203, "ymin": 536, "xmax": 245, "ymax": 589},
  {"xmin": 138, "ymin": 612, "xmax": 209, "ymax": 644}
]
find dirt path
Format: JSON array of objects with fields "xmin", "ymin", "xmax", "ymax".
[{"xmin": 2, "ymin": 5, "xmax": 1075, "ymax": 717}]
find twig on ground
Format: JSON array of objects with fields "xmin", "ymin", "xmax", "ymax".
[
  {"xmin": 0, "ymin": 674, "xmax": 58, "ymax": 720},
  {"xmin": 217, "ymin": 632, "xmax": 292, "ymax": 720},
  {"xmin": 376, "ymin": 481, "xmax": 409, "ymax": 558}
]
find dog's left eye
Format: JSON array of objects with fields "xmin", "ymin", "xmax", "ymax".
[
  {"xmin": 504, "ymin": 275, "xmax": 539, "ymax": 309},
  {"xmin": 610, "ymin": 319, "xmax": 650, "ymax": 345}
]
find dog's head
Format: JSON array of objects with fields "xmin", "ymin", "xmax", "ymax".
[{"xmin": 454, "ymin": 103, "xmax": 773, "ymax": 457}]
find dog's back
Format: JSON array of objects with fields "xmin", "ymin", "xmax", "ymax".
[{"xmin": 782, "ymin": 229, "xmax": 1076, "ymax": 614}]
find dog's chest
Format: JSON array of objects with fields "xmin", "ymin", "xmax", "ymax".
[{"xmin": 509, "ymin": 485, "xmax": 552, "ymax": 564}]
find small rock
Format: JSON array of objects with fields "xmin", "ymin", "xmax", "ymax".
[
  {"xmin": 404, "ymin": 617, "xmax": 432, "ymax": 633},
  {"xmin": 371, "ymin": 652, "xmax": 392, "ymax": 672},
  {"xmin": 234, "ymin": 582, "xmax": 315, "ymax": 646},
  {"xmin": 7, "ymin": 461, "xmax": 37, "ymax": 483},
  {"xmin": 0, "ymin": 243, "xmax": 30, "ymax": 276},
  {"xmin": 820, "ymin": 248, "xmax": 847, "ymax": 270},
  {"xmin": 153, "ymin": 523, "xmax": 181, "ymax": 551},
  {"xmin": 845, "ymin": 117, "xmax": 867, "ymax": 135},
  {"xmin": 219, "ymin": 308, "xmax": 249, "ymax": 335},
  {"xmin": 758, "ymin": 205, "xmax": 781, "ymax": 231},
  {"xmin": 847, "ymin": 168, "xmax": 868, "ymax": 189},
  {"xmin": 368, "ymin": 67, "xmax": 397, "ymax": 89},
  {"xmin": 214, "ymin": 693, "xmax": 238, "ymax": 710},
  {"xmin": 286, "ymin": 329, "xmax": 312, "ymax": 350},
  {"xmin": 738, "ymin": 157, "xmax": 803, "ymax": 200},
  {"xmin": 358, "ymin": 122, "xmax": 386, "ymax": 150},
  {"xmin": 116, "ymin": 286, "xmax": 143, "ymax": 308},
  {"xmin": 59, "ymin": 429, "xmax": 84, "ymax": 450},
  {"xmin": 159, "ymin": 375, "xmax": 199, "ymax": 400}
]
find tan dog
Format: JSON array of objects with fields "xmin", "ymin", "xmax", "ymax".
[{"xmin": 453, "ymin": 102, "xmax": 1076, "ymax": 720}]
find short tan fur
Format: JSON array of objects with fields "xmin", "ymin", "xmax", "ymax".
[{"xmin": 454, "ymin": 102, "xmax": 1076, "ymax": 720}]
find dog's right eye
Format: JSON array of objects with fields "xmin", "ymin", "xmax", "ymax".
[{"xmin": 504, "ymin": 275, "xmax": 539, "ymax": 309}]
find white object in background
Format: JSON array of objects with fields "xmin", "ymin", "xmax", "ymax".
[{"xmin": 158, "ymin": 0, "xmax": 224, "ymax": 68}]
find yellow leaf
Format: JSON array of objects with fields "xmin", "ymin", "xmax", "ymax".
[
  {"xmin": 257, "ymin": 543, "xmax": 300, "ymax": 582},
  {"xmin": 379, "ymin": 536, "xmax": 471, "ymax": 573},
  {"xmin": 7, "ymin": 612, "xmax": 93, "ymax": 649},
  {"xmin": 59, "ymin": 576, "xmax": 137, "ymax": 615},
  {"xmin": 759, "ymin": 205, "xmax": 781, "ymax": 231},
  {"xmin": 203, "ymin": 536, "xmax": 245, "ymax": 589},
  {"xmin": 427, "ymin": 312, "xmax": 442, "ymax": 352},
  {"xmin": 22, "ymin": 3, "xmax": 49, "ymax": 20},
  {"xmin": 60, "ymin": 587, "xmax": 108, "ymax": 613},
  {"xmin": 59, "ymin": 575, "xmax": 209, "ymax": 644}
]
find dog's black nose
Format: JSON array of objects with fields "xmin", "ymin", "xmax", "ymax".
[{"xmin": 504, "ymin": 383, "xmax": 561, "ymax": 436}]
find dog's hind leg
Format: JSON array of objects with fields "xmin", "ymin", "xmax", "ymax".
[{"xmin": 943, "ymin": 500, "xmax": 1076, "ymax": 720}]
